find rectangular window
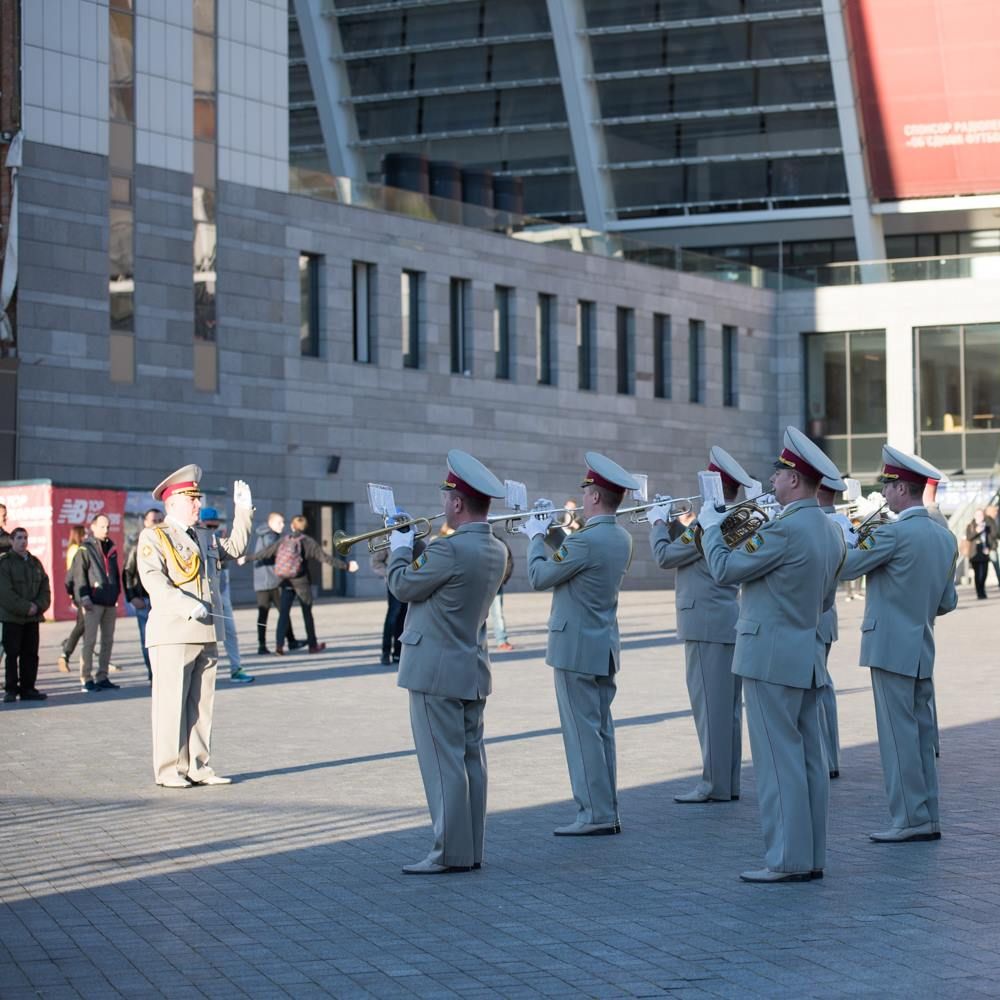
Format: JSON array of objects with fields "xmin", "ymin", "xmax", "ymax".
[
  {"xmin": 688, "ymin": 319, "xmax": 704, "ymax": 403},
  {"xmin": 804, "ymin": 329, "xmax": 887, "ymax": 475},
  {"xmin": 352, "ymin": 261, "xmax": 375, "ymax": 364},
  {"xmin": 616, "ymin": 307, "xmax": 635, "ymax": 395},
  {"xmin": 578, "ymin": 300, "xmax": 595, "ymax": 391},
  {"xmin": 915, "ymin": 322, "xmax": 1000, "ymax": 473},
  {"xmin": 450, "ymin": 278, "xmax": 471, "ymax": 374},
  {"xmin": 494, "ymin": 285, "xmax": 512, "ymax": 380},
  {"xmin": 722, "ymin": 325, "xmax": 738, "ymax": 407},
  {"xmin": 537, "ymin": 293, "xmax": 555, "ymax": 386},
  {"xmin": 401, "ymin": 269, "xmax": 422, "ymax": 369},
  {"xmin": 653, "ymin": 313, "xmax": 671, "ymax": 399},
  {"xmin": 299, "ymin": 253, "xmax": 321, "ymax": 357}
]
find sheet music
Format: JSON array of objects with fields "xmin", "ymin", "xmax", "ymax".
[{"xmin": 367, "ymin": 483, "xmax": 396, "ymax": 517}]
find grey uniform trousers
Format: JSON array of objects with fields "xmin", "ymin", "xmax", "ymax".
[
  {"xmin": 150, "ymin": 643, "xmax": 218, "ymax": 785},
  {"xmin": 744, "ymin": 678, "xmax": 828, "ymax": 874},
  {"xmin": 553, "ymin": 662, "xmax": 618, "ymax": 826},
  {"xmin": 870, "ymin": 668, "xmax": 939, "ymax": 829},
  {"xmin": 409, "ymin": 691, "xmax": 487, "ymax": 868},
  {"xmin": 818, "ymin": 643, "xmax": 841, "ymax": 773},
  {"xmin": 684, "ymin": 640, "xmax": 742, "ymax": 800}
]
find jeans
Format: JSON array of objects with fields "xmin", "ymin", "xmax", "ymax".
[
  {"xmin": 135, "ymin": 604, "xmax": 152, "ymax": 679},
  {"xmin": 219, "ymin": 575, "xmax": 241, "ymax": 673},
  {"xmin": 3, "ymin": 621, "xmax": 40, "ymax": 694},
  {"xmin": 277, "ymin": 578, "xmax": 317, "ymax": 648},
  {"xmin": 489, "ymin": 590, "xmax": 508, "ymax": 644},
  {"xmin": 256, "ymin": 588, "xmax": 297, "ymax": 649},
  {"xmin": 382, "ymin": 588, "xmax": 407, "ymax": 659}
]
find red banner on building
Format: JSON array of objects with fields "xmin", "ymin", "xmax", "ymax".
[
  {"xmin": 0, "ymin": 482, "xmax": 126, "ymax": 621},
  {"xmin": 846, "ymin": 0, "xmax": 1000, "ymax": 199}
]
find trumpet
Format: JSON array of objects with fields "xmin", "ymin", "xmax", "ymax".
[
  {"xmin": 694, "ymin": 492, "xmax": 781, "ymax": 552},
  {"xmin": 851, "ymin": 498, "xmax": 890, "ymax": 544},
  {"xmin": 333, "ymin": 512, "xmax": 446, "ymax": 556},
  {"xmin": 488, "ymin": 501, "xmax": 578, "ymax": 535},
  {"xmin": 617, "ymin": 493, "xmax": 702, "ymax": 524}
]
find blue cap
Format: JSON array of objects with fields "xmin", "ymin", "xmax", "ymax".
[{"xmin": 200, "ymin": 507, "xmax": 221, "ymax": 524}]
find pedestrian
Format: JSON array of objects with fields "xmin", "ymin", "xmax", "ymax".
[
  {"xmin": 370, "ymin": 544, "xmax": 406, "ymax": 665},
  {"xmin": 72, "ymin": 513, "xmax": 122, "ymax": 693},
  {"xmin": 387, "ymin": 450, "xmax": 508, "ymax": 873},
  {"xmin": 0, "ymin": 526, "xmax": 51, "ymax": 703},
  {"xmin": 57, "ymin": 524, "xmax": 86, "ymax": 674},
  {"xmin": 525, "ymin": 452, "xmax": 637, "ymax": 837},
  {"xmin": 649, "ymin": 446, "xmax": 755, "ymax": 804},
  {"xmin": 488, "ymin": 537, "xmax": 515, "ymax": 652},
  {"xmin": 0, "ymin": 502, "xmax": 11, "ymax": 554},
  {"xmin": 137, "ymin": 464, "xmax": 253, "ymax": 788},
  {"xmin": 965, "ymin": 509, "xmax": 996, "ymax": 600},
  {"xmin": 199, "ymin": 507, "xmax": 254, "ymax": 683},
  {"xmin": 248, "ymin": 514, "xmax": 358, "ymax": 655},
  {"xmin": 698, "ymin": 427, "xmax": 845, "ymax": 882},
  {"xmin": 123, "ymin": 509, "xmax": 162, "ymax": 681},
  {"xmin": 251, "ymin": 512, "xmax": 302, "ymax": 655},
  {"xmin": 840, "ymin": 446, "xmax": 957, "ymax": 843}
]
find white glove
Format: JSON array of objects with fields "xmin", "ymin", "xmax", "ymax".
[
  {"xmin": 522, "ymin": 499, "xmax": 553, "ymax": 540},
  {"xmin": 647, "ymin": 495, "xmax": 673, "ymax": 527},
  {"xmin": 696, "ymin": 499, "xmax": 725, "ymax": 531},
  {"xmin": 388, "ymin": 510, "xmax": 414, "ymax": 552},
  {"xmin": 190, "ymin": 602, "xmax": 211, "ymax": 622},
  {"xmin": 233, "ymin": 479, "xmax": 252, "ymax": 509}
]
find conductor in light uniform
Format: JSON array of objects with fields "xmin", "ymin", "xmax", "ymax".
[
  {"xmin": 137, "ymin": 465, "xmax": 253, "ymax": 788},
  {"xmin": 387, "ymin": 451, "xmax": 508, "ymax": 874},
  {"xmin": 523, "ymin": 453, "xmax": 636, "ymax": 837},
  {"xmin": 648, "ymin": 446, "xmax": 756, "ymax": 804},
  {"xmin": 839, "ymin": 445, "xmax": 957, "ymax": 843},
  {"xmin": 816, "ymin": 472, "xmax": 854, "ymax": 779},
  {"xmin": 698, "ymin": 428, "xmax": 846, "ymax": 882}
]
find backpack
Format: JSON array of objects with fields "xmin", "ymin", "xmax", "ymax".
[{"xmin": 274, "ymin": 535, "xmax": 304, "ymax": 580}]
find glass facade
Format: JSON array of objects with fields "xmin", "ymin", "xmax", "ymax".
[
  {"xmin": 290, "ymin": 0, "xmax": 845, "ymax": 225},
  {"xmin": 804, "ymin": 329, "xmax": 886, "ymax": 476},
  {"xmin": 916, "ymin": 323, "xmax": 1000, "ymax": 473}
]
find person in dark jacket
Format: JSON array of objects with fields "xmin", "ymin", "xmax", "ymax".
[
  {"xmin": 123, "ymin": 508, "xmax": 163, "ymax": 680},
  {"xmin": 72, "ymin": 513, "xmax": 122, "ymax": 692},
  {"xmin": 249, "ymin": 515, "xmax": 358, "ymax": 654},
  {"xmin": 251, "ymin": 513, "xmax": 301, "ymax": 655},
  {"xmin": 0, "ymin": 527, "xmax": 52, "ymax": 703},
  {"xmin": 0, "ymin": 503, "xmax": 12, "ymax": 554}
]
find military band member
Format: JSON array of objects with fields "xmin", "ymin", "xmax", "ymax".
[
  {"xmin": 648, "ymin": 446, "xmax": 755, "ymax": 804},
  {"xmin": 524, "ymin": 453, "xmax": 636, "ymax": 836},
  {"xmin": 839, "ymin": 446, "xmax": 957, "ymax": 843},
  {"xmin": 137, "ymin": 465, "xmax": 253, "ymax": 788},
  {"xmin": 816, "ymin": 473, "xmax": 854, "ymax": 779},
  {"xmin": 698, "ymin": 428, "xmax": 845, "ymax": 882},
  {"xmin": 387, "ymin": 451, "xmax": 508, "ymax": 874}
]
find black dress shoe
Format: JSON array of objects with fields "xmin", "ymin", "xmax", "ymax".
[
  {"xmin": 810, "ymin": 869, "xmax": 823, "ymax": 880},
  {"xmin": 3, "ymin": 692, "xmax": 15, "ymax": 704},
  {"xmin": 829, "ymin": 770, "xmax": 840, "ymax": 779},
  {"xmin": 380, "ymin": 654, "xmax": 391, "ymax": 665},
  {"xmin": 472, "ymin": 862, "xmax": 482, "ymax": 870},
  {"xmin": 20, "ymin": 689, "xmax": 48, "ymax": 701},
  {"xmin": 95, "ymin": 678, "xmax": 120, "ymax": 690},
  {"xmin": 257, "ymin": 646, "xmax": 271, "ymax": 655}
]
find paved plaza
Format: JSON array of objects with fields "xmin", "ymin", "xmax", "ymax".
[{"xmin": 1, "ymin": 584, "xmax": 999, "ymax": 999}]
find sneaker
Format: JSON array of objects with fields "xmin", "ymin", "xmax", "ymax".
[
  {"xmin": 20, "ymin": 689, "xmax": 48, "ymax": 701},
  {"xmin": 95, "ymin": 678, "xmax": 121, "ymax": 690},
  {"xmin": 108, "ymin": 663, "xmax": 122, "ymax": 673},
  {"xmin": 230, "ymin": 669, "xmax": 255, "ymax": 684},
  {"xmin": 82, "ymin": 680, "xmax": 98, "ymax": 693},
  {"xmin": 497, "ymin": 642, "xmax": 515, "ymax": 652},
  {"xmin": 391, "ymin": 655, "xmax": 401, "ymax": 664},
  {"xmin": 57, "ymin": 654, "xmax": 70, "ymax": 673},
  {"xmin": 308, "ymin": 643, "xmax": 327, "ymax": 654},
  {"xmin": 256, "ymin": 646, "xmax": 271, "ymax": 656},
  {"xmin": 3, "ymin": 692, "xmax": 15, "ymax": 704},
  {"xmin": 288, "ymin": 639, "xmax": 307, "ymax": 651}
]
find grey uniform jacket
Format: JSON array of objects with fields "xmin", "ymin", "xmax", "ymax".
[
  {"xmin": 388, "ymin": 522, "xmax": 507, "ymax": 701},
  {"xmin": 528, "ymin": 514, "xmax": 633, "ymax": 676},
  {"xmin": 701, "ymin": 499, "xmax": 845, "ymax": 689},
  {"xmin": 650, "ymin": 521, "xmax": 738, "ymax": 644},
  {"xmin": 840, "ymin": 507, "xmax": 958, "ymax": 678},
  {"xmin": 817, "ymin": 507, "xmax": 854, "ymax": 644},
  {"xmin": 137, "ymin": 507, "xmax": 253, "ymax": 648}
]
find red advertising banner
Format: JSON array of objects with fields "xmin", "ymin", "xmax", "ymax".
[
  {"xmin": 846, "ymin": 0, "xmax": 1000, "ymax": 199},
  {"xmin": 0, "ymin": 482, "xmax": 126, "ymax": 621}
]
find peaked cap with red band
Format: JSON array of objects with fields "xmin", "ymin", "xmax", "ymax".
[
  {"xmin": 440, "ymin": 449, "xmax": 505, "ymax": 503},
  {"xmin": 878, "ymin": 444, "xmax": 943, "ymax": 486},
  {"xmin": 152, "ymin": 464, "xmax": 204, "ymax": 502},
  {"xmin": 707, "ymin": 445, "xmax": 755, "ymax": 492},
  {"xmin": 774, "ymin": 426, "xmax": 841, "ymax": 484},
  {"xmin": 581, "ymin": 452, "xmax": 641, "ymax": 493}
]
